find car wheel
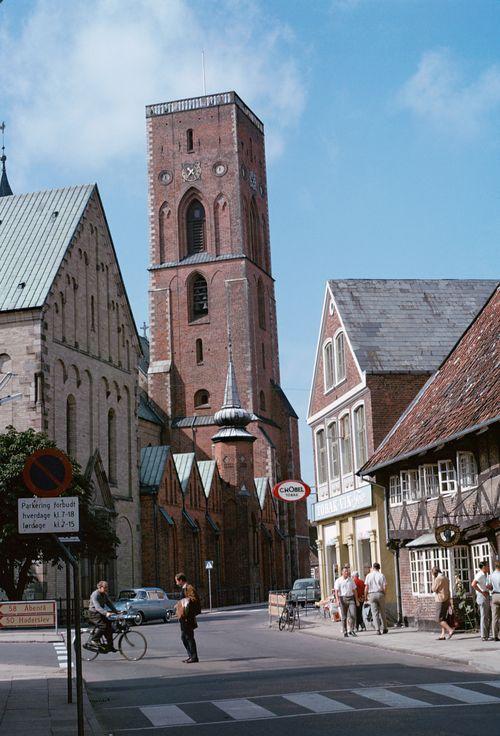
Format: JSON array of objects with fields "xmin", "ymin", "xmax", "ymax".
[{"xmin": 133, "ymin": 611, "xmax": 144, "ymax": 626}]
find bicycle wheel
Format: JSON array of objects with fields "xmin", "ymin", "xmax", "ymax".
[
  {"xmin": 118, "ymin": 630, "xmax": 147, "ymax": 661},
  {"xmin": 78, "ymin": 631, "xmax": 99, "ymax": 661},
  {"xmin": 287, "ymin": 611, "xmax": 296, "ymax": 632},
  {"xmin": 278, "ymin": 611, "xmax": 287, "ymax": 631}
]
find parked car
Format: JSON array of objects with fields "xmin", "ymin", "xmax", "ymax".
[
  {"xmin": 288, "ymin": 578, "xmax": 321, "ymax": 607},
  {"xmin": 113, "ymin": 587, "xmax": 177, "ymax": 625}
]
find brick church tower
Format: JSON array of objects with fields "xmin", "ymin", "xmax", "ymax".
[{"xmin": 145, "ymin": 92, "xmax": 309, "ymax": 583}]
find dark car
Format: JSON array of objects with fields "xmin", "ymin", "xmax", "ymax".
[
  {"xmin": 113, "ymin": 587, "xmax": 177, "ymax": 625},
  {"xmin": 288, "ymin": 578, "xmax": 321, "ymax": 607}
]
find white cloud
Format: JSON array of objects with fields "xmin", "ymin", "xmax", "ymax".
[
  {"xmin": 399, "ymin": 49, "xmax": 500, "ymax": 138},
  {"xmin": 0, "ymin": 0, "xmax": 306, "ymax": 181}
]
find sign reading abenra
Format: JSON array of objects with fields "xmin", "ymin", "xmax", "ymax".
[
  {"xmin": 273, "ymin": 480, "xmax": 311, "ymax": 503},
  {"xmin": 0, "ymin": 600, "xmax": 57, "ymax": 629}
]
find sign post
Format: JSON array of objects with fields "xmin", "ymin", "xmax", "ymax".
[{"xmin": 205, "ymin": 560, "xmax": 213, "ymax": 612}]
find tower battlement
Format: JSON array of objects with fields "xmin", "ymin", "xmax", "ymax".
[{"xmin": 146, "ymin": 91, "xmax": 264, "ymax": 133}]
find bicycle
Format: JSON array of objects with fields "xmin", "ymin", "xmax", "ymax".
[
  {"xmin": 77, "ymin": 614, "xmax": 147, "ymax": 661},
  {"xmin": 278, "ymin": 597, "xmax": 299, "ymax": 632}
]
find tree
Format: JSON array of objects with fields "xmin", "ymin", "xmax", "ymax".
[{"xmin": 0, "ymin": 426, "xmax": 119, "ymax": 600}]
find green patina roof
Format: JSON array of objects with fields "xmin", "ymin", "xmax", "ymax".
[
  {"xmin": 0, "ymin": 184, "xmax": 95, "ymax": 312},
  {"xmin": 173, "ymin": 452, "xmax": 195, "ymax": 493},
  {"xmin": 140, "ymin": 445, "xmax": 170, "ymax": 489},
  {"xmin": 254, "ymin": 477, "xmax": 270, "ymax": 510},
  {"xmin": 197, "ymin": 460, "xmax": 216, "ymax": 498}
]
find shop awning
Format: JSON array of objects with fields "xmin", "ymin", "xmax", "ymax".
[{"xmin": 406, "ymin": 533, "xmax": 437, "ymax": 548}]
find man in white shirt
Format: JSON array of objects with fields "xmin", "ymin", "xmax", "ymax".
[
  {"xmin": 473, "ymin": 560, "xmax": 492, "ymax": 641},
  {"xmin": 334, "ymin": 566, "xmax": 359, "ymax": 638},
  {"xmin": 491, "ymin": 560, "xmax": 500, "ymax": 642},
  {"xmin": 364, "ymin": 562, "xmax": 388, "ymax": 635}
]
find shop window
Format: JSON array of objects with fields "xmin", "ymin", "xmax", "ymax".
[
  {"xmin": 316, "ymin": 429, "xmax": 327, "ymax": 486},
  {"xmin": 323, "ymin": 341, "xmax": 334, "ymax": 391},
  {"xmin": 339, "ymin": 413, "xmax": 352, "ymax": 475},
  {"xmin": 354, "ymin": 404, "xmax": 367, "ymax": 468},
  {"xmin": 438, "ymin": 459, "xmax": 457, "ymax": 495},
  {"xmin": 410, "ymin": 546, "xmax": 471, "ymax": 596},
  {"xmin": 471, "ymin": 541, "xmax": 494, "ymax": 574},
  {"xmin": 457, "ymin": 451, "xmax": 478, "ymax": 490}
]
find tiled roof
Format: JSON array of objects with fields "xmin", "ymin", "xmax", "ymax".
[
  {"xmin": 173, "ymin": 452, "xmax": 195, "ymax": 493},
  {"xmin": 362, "ymin": 288, "xmax": 500, "ymax": 473},
  {"xmin": 197, "ymin": 460, "xmax": 216, "ymax": 498},
  {"xmin": 329, "ymin": 279, "xmax": 498, "ymax": 373},
  {"xmin": 140, "ymin": 445, "xmax": 170, "ymax": 489},
  {"xmin": 150, "ymin": 252, "xmax": 242, "ymax": 270},
  {"xmin": 254, "ymin": 477, "xmax": 270, "ymax": 510},
  {"xmin": 172, "ymin": 415, "xmax": 216, "ymax": 428},
  {"xmin": 0, "ymin": 185, "xmax": 94, "ymax": 311}
]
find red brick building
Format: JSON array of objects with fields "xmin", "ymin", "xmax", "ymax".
[
  {"xmin": 361, "ymin": 286, "xmax": 499, "ymax": 629},
  {"xmin": 141, "ymin": 92, "xmax": 309, "ymax": 599}
]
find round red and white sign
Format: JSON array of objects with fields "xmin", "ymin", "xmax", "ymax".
[{"xmin": 272, "ymin": 480, "xmax": 311, "ymax": 503}]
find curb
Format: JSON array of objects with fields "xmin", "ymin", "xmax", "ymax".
[{"xmin": 84, "ymin": 679, "xmax": 107, "ymax": 736}]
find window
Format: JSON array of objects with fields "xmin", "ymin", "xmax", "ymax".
[
  {"xmin": 354, "ymin": 405, "xmax": 367, "ymax": 468},
  {"xmin": 339, "ymin": 413, "xmax": 352, "ymax": 475},
  {"xmin": 316, "ymin": 429, "xmax": 327, "ymax": 486},
  {"xmin": 335, "ymin": 332, "xmax": 346, "ymax": 383},
  {"xmin": 457, "ymin": 451, "xmax": 478, "ymax": 490},
  {"xmin": 389, "ymin": 475, "xmax": 402, "ymax": 506},
  {"xmin": 108, "ymin": 408, "xmax": 117, "ymax": 485},
  {"xmin": 192, "ymin": 275, "xmax": 208, "ymax": 318},
  {"xmin": 186, "ymin": 200, "xmax": 206, "ymax": 254},
  {"xmin": 0, "ymin": 353, "xmax": 11, "ymax": 374},
  {"xmin": 471, "ymin": 541, "xmax": 493, "ymax": 574},
  {"xmin": 327, "ymin": 422, "xmax": 340, "ymax": 481},
  {"xmin": 196, "ymin": 338, "xmax": 203, "ymax": 364},
  {"xmin": 249, "ymin": 199, "xmax": 261, "ymax": 265},
  {"xmin": 90, "ymin": 296, "xmax": 95, "ymax": 331},
  {"xmin": 323, "ymin": 341, "xmax": 334, "ymax": 391},
  {"xmin": 66, "ymin": 395, "xmax": 77, "ymax": 459},
  {"xmin": 186, "ymin": 128, "xmax": 194, "ymax": 152},
  {"xmin": 438, "ymin": 459, "xmax": 457, "ymax": 495},
  {"xmin": 257, "ymin": 278, "xmax": 266, "ymax": 330},
  {"xmin": 261, "ymin": 342, "xmax": 266, "ymax": 369},
  {"xmin": 453, "ymin": 546, "xmax": 471, "ymax": 593},
  {"xmin": 259, "ymin": 390, "xmax": 266, "ymax": 412},
  {"xmin": 194, "ymin": 389, "xmax": 210, "ymax": 408},
  {"xmin": 419, "ymin": 464, "xmax": 439, "ymax": 498},
  {"xmin": 401, "ymin": 469, "xmax": 420, "ymax": 501},
  {"xmin": 410, "ymin": 546, "xmax": 471, "ymax": 596}
]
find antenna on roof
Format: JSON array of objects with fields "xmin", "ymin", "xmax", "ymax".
[{"xmin": 202, "ymin": 50, "xmax": 207, "ymax": 95}]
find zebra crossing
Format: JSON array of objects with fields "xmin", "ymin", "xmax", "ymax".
[
  {"xmin": 130, "ymin": 681, "xmax": 500, "ymax": 729},
  {"xmin": 53, "ymin": 640, "xmax": 72, "ymax": 669}
]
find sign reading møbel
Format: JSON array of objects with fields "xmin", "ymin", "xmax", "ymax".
[
  {"xmin": 312, "ymin": 483, "xmax": 372, "ymax": 522},
  {"xmin": 18, "ymin": 496, "xmax": 79, "ymax": 534}
]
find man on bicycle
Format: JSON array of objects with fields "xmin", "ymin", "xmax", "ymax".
[{"xmin": 88, "ymin": 580, "xmax": 119, "ymax": 652}]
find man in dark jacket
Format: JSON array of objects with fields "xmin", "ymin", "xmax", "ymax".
[
  {"xmin": 87, "ymin": 580, "xmax": 118, "ymax": 652},
  {"xmin": 175, "ymin": 573, "xmax": 201, "ymax": 663}
]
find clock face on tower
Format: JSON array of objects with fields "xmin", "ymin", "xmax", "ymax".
[
  {"xmin": 158, "ymin": 170, "xmax": 173, "ymax": 185},
  {"xmin": 213, "ymin": 162, "xmax": 227, "ymax": 177}
]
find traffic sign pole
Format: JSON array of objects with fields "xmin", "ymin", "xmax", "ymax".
[{"xmin": 208, "ymin": 568, "xmax": 212, "ymax": 612}]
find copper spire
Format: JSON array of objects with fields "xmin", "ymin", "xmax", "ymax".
[{"xmin": 0, "ymin": 123, "xmax": 13, "ymax": 197}]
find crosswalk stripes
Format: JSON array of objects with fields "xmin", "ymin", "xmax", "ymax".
[
  {"xmin": 53, "ymin": 641, "xmax": 71, "ymax": 669},
  {"xmin": 135, "ymin": 681, "xmax": 500, "ymax": 728}
]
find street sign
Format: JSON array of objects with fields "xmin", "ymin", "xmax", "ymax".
[
  {"xmin": 272, "ymin": 480, "xmax": 311, "ymax": 503},
  {"xmin": 22, "ymin": 448, "xmax": 73, "ymax": 498},
  {"xmin": 0, "ymin": 600, "xmax": 57, "ymax": 629},
  {"xmin": 205, "ymin": 560, "xmax": 213, "ymax": 570},
  {"xmin": 18, "ymin": 496, "xmax": 79, "ymax": 534}
]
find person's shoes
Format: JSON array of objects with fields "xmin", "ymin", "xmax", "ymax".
[
  {"xmin": 382, "ymin": 629, "xmax": 388, "ymax": 634},
  {"xmin": 83, "ymin": 642, "xmax": 98, "ymax": 651},
  {"xmin": 106, "ymin": 646, "xmax": 119, "ymax": 653},
  {"xmin": 377, "ymin": 630, "xmax": 382, "ymax": 635},
  {"xmin": 349, "ymin": 631, "xmax": 357, "ymax": 637},
  {"xmin": 343, "ymin": 632, "xmax": 348, "ymax": 638},
  {"xmin": 482, "ymin": 637, "xmax": 489, "ymax": 641},
  {"xmin": 494, "ymin": 638, "xmax": 499, "ymax": 642},
  {"xmin": 185, "ymin": 657, "xmax": 199, "ymax": 663}
]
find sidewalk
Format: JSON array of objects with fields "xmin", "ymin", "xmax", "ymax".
[{"xmin": 296, "ymin": 613, "xmax": 500, "ymax": 674}]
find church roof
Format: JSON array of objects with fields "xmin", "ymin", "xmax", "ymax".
[
  {"xmin": 138, "ymin": 336, "xmax": 150, "ymax": 374},
  {"xmin": 0, "ymin": 184, "xmax": 94, "ymax": 312},
  {"xmin": 328, "ymin": 279, "xmax": 498, "ymax": 374},
  {"xmin": 0, "ymin": 157, "xmax": 13, "ymax": 197},
  {"xmin": 140, "ymin": 445, "xmax": 171, "ymax": 489},
  {"xmin": 173, "ymin": 452, "xmax": 195, "ymax": 493},
  {"xmin": 197, "ymin": 460, "xmax": 216, "ymax": 498},
  {"xmin": 254, "ymin": 477, "xmax": 270, "ymax": 510}
]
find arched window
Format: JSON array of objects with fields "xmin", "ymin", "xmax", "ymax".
[
  {"xmin": 196, "ymin": 338, "xmax": 204, "ymax": 364},
  {"xmin": 335, "ymin": 332, "xmax": 346, "ymax": 383},
  {"xmin": 248, "ymin": 198, "xmax": 261, "ymax": 264},
  {"xmin": 194, "ymin": 389, "xmax": 210, "ymax": 409},
  {"xmin": 191, "ymin": 274, "xmax": 208, "ymax": 319},
  {"xmin": 323, "ymin": 341, "xmax": 334, "ymax": 391},
  {"xmin": 259, "ymin": 390, "xmax": 266, "ymax": 412},
  {"xmin": 327, "ymin": 421, "xmax": 340, "ymax": 481},
  {"xmin": 66, "ymin": 395, "xmax": 77, "ymax": 459},
  {"xmin": 186, "ymin": 128, "xmax": 194, "ymax": 152},
  {"xmin": 108, "ymin": 408, "xmax": 117, "ymax": 484},
  {"xmin": 159, "ymin": 202, "xmax": 170, "ymax": 262},
  {"xmin": 186, "ymin": 200, "xmax": 206, "ymax": 254},
  {"xmin": 316, "ymin": 429, "xmax": 327, "ymax": 486},
  {"xmin": 340, "ymin": 413, "xmax": 352, "ymax": 475},
  {"xmin": 257, "ymin": 278, "xmax": 266, "ymax": 330},
  {"xmin": 354, "ymin": 405, "xmax": 367, "ymax": 468},
  {"xmin": 0, "ymin": 353, "xmax": 11, "ymax": 374},
  {"xmin": 261, "ymin": 342, "xmax": 266, "ymax": 369},
  {"xmin": 90, "ymin": 295, "xmax": 95, "ymax": 331}
]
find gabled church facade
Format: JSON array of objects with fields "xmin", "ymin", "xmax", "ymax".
[{"xmin": 0, "ymin": 183, "xmax": 142, "ymax": 596}]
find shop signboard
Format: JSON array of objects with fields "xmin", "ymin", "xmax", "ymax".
[
  {"xmin": 311, "ymin": 483, "xmax": 372, "ymax": 522},
  {"xmin": 273, "ymin": 480, "xmax": 311, "ymax": 503}
]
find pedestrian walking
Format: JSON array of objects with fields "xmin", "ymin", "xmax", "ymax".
[
  {"xmin": 364, "ymin": 562, "xmax": 388, "ymax": 634},
  {"xmin": 472, "ymin": 560, "xmax": 492, "ymax": 641},
  {"xmin": 491, "ymin": 561, "xmax": 500, "ymax": 642},
  {"xmin": 431, "ymin": 566, "xmax": 454, "ymax": 640},
  {"xmin": 175, "ymin": 573, "xmax": 201, "ymax": 663},
  {"xmin": 334, "ymin": 566, "xmax": 359, "ymax": 638},
  {"xmin": 352, "ymin": 571, "xmax": 366, "ymax": 631}
]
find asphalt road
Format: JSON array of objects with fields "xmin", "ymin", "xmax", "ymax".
[{"xmin": 82, "ymin": 608, "xmax": 500, "ymax": 735}]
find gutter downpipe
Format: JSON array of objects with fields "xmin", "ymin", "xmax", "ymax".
[{"xmin": 383, "ymin": 487, "xmax": 403, "ymax": 627}]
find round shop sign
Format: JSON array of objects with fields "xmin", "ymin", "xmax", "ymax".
[{"xmin": 272, "ymin": 480, "xmax": 311, "ymax": 503}]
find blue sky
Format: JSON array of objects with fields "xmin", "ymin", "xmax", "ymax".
[{"xmin": 1, "ymin": 0, "xmax": 499, "ymax": 485}]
